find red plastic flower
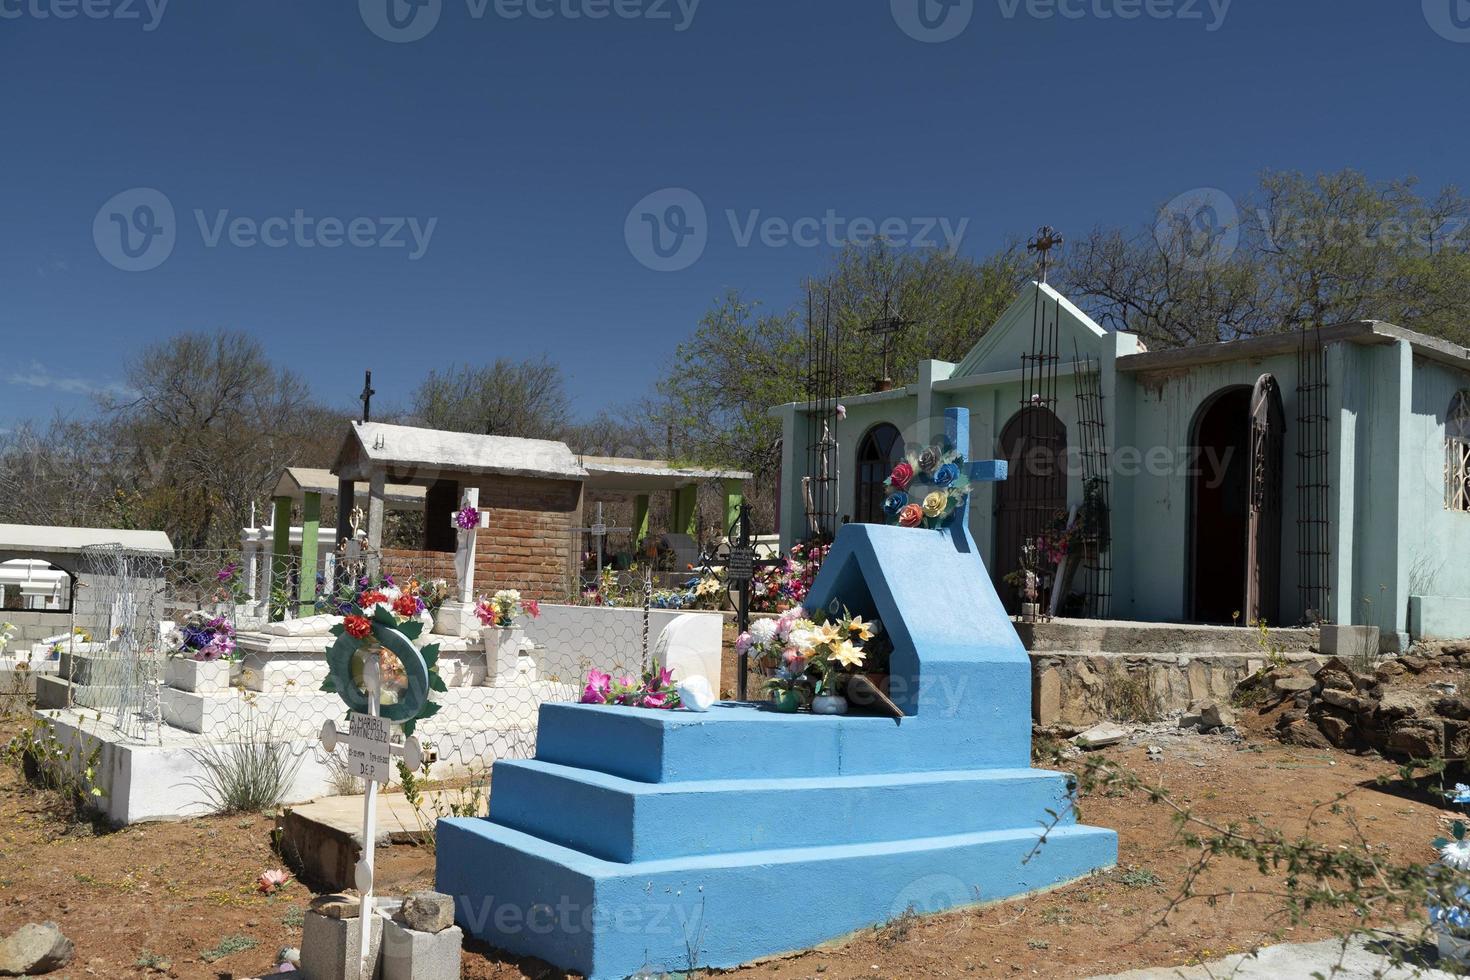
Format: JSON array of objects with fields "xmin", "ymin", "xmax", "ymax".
[
  {"xmin": 392, "ymin": 594, "xmax": 420, "ymax": 619},
  {"xmin": 897, "ymin": 504, "xmax": 924, "ymax": 528},
  {"xmin": 343, "ymin": 615, "xmax": 372, "ymax": 640},
  {"xmin": 359, "ymin": 590, "xmax": 389, "ymax": 607},
  {"xmin": 890, "ymin": 462, "xmax": 914, "ymax": 490}
]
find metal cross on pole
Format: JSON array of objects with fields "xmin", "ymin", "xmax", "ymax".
[
  {"xmin": 359, "ymin": 370, "xmax": 376, "ymax": 423},
  {"xmin": 1027, "ymin": 226, "xmax": 1064, "ymax": 284},
  {"xmin": 318, "ymin": 662, "xmax": 423, "ymax": 979},
  {"xmin": 574, "ymin": 502, "xmax": 632, "ymax": 590},
  {"xmin": 726, "ymin": 502, "xmax": 783, "ymax": 701}
]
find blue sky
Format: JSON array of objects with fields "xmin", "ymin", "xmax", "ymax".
[{"xmin": 1, "ymin": 0, "xmax": 1465, "ymax": 428}]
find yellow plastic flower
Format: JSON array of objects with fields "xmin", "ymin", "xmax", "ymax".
[
  {"xmin": 923, "ymin": 491, "xmax": 949, "ymax": 518},
  {"xmin": 815, "ymin": 622, "xmax": 844, "ymax": 648},
  {"xmin": 829, "ymin": 639, "xmax": 865, "ymax": 670},
  {"xmin": 847, "ymin": 616, "xmax": 874, "ymax": 641}
]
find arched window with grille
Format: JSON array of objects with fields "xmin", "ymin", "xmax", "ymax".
[
  {"xmin": 855, "ymin": 423, "xmax": 904, "ymax": 524},
  {"xmin": 1449, "ymin": 392, "xmax": 1470, "ymax": 512}
]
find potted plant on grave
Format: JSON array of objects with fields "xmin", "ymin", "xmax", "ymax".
[
  {"xmin": 474, "ymin": 589, "xmax": 542, "ymax": 683},
  {"xmin": 163, "ymin": 611, "xmax": 240, "ymax": 693},
  {"xmin": 1430, "ymin": 784, "xmax": 1470, "ymax": 966}
]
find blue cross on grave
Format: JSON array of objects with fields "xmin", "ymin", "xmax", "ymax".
[{"xmin": 938, "ymin": 408, "xmax": 1007, "ymax": 554}]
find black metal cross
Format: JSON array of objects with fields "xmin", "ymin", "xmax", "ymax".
[
  {"xmin": 1027, "ymin": 226, "xmax": 1065, "ymax": 283},
  {"xmin": 360, "ymin": 370, "xmax": 376, "ymax": 423}
]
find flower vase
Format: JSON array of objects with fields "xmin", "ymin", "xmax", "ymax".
[
  {"xmin": 770, "ymin": 689, "xmax": 801, "ymax": 714},
  {"xmin": 811, "ymin": 693, "xmax": 849, "ymax": 716},
  {"xmin": 485, "ymin": 625, "xmax": 524, "ymax": 687}
]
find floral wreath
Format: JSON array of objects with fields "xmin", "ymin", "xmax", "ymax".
[
  {"xmin": 882, "ymin": 440, "xmax": 973, "ymax": 530},
  {"xmin": 320, "ymin": 603, "xmax": 446, "ymax": 736}
]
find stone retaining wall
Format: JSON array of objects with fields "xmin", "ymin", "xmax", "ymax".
[{"xmin": 1031, "ymin": 651, "xmax": 1327, "ymax": 729}]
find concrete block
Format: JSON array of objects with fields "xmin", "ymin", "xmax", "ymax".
[
  {"xmin": 300, "ymin": 903, "xmax": 392, "ymax": 980},
  {"xmin": 1320, "ymin": 624, "xmax": 1381, "ymax": 660},
  {"xmin": 380, "ymin": 920, "xmax": 462, "ymax": 980}
]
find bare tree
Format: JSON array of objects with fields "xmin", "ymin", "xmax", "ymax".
[{"xmin": 411, "ymin": 356, "xmax": 571, "ymax": 440}]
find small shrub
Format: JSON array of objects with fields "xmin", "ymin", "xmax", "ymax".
[
  {"xmin": 200, "ymin": 934, "xmax": 258, "ymax": 963},
  {"xmin": 188, "ymin": 696, "xmax": 303, "ymax": 814},
  {"xmin": 397, "ymin": 753, "xmax": 489, "ymax": 854},
  {"xmin": 4, "ymin": 716, "xmax": 106, "ymax": 820},
  {"xmin": 1100, "ymin": 666, "xmax": 1161, "ymax": 723},
  {"xmin": 1119, "ymin": 866, "xmax": 1162, "ymax": 889},
  {"xmin": 874, "ymin": 905, "xmax": 920, "ymax": 948}
]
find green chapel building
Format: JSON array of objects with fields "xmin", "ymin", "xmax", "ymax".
[{"xmin": 773, "ymin": 282, "xmax": 1470, "ymax": 652}]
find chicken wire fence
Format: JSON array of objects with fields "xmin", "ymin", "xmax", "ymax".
[{"xmin": 53, "ymin": 546, "xmax": 666, "ymax": 779}]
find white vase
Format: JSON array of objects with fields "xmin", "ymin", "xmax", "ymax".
[
  {"xmin": 811, "ymin": 694, "xmax": 849, "ymax": 716},
  {"xmin": 485, "ymin": 625, "xmax": 524, "ymax": 687}
]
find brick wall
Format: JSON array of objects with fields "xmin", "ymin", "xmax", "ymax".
[
  {"xmin": 472, "ymin": 475, "xmax": 582, "ymax": 600},
  {"xmin": 379, "ymin": 549, "xmax": 458, "ymax": 585}
]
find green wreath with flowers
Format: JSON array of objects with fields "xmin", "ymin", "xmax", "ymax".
[{"xmin": 319, "ymin": 604, "xmax": 447, "ymax": 736}]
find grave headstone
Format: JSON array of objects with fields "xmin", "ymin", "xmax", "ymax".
[{"xmin": 434, "ymin": 408, "xmax": 1118, "ymax": 979}]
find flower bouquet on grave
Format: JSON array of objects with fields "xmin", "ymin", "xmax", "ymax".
[
  {"xmin": 579, "ymin": 662, "xmax": 682, "ymax": 710},
  {"xmin": 474, "ymin": 589, "xmax": 541, "ymax": 629},
  {"xmin": 170, "ymin": 612, "xmax": 238, "ymax": 662},
  {"xmin": 1431, "ymin": 785, "xmax": 1470, "ymax": 966},
  {"xmin": 882, "ymin": 441, "xmax": 973, "ymax": 530},
  {"xmin": 737, "ymin": 605, "xmax": 876, "ymax": 714}
]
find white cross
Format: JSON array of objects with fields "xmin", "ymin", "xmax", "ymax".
[
  {"xmin": 317, "ymin": 657, "xmax": 424, "ymax": 978},
  {"xmin": 450, "ymin": 488, "xmax": 492, "ymax": 605}
]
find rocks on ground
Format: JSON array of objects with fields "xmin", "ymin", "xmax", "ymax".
[
  {"xmin": 0, "ymin": 922, "xmax": 73, "ymax": 976},
  {"xmin": 1235, "ymin": 642, "xmax": 1470, "ymax": 759}
]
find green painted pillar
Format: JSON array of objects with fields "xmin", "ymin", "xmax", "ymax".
[
  {"xmin": 674, "ymin": 485, "xmax": 698, "ymax": 537},
  {"xmin": 297, "ymin": 491, "xmax": 321, "ymax": 618},
  {"xmin": 269, "ymin": 495, "xmax": 292, "ymax": 623},
  {"xmin": 723, "ymin": 480, "xmax": 743, "ymax": 537},
  {"xmin": 633, "ymin": 494, "xmax": 650, "ymax": 544}
]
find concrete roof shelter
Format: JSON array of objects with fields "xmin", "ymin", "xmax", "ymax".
[
  {"xmin": 272, "ymin": 466, "xmax": 426, "ymax": 511},
  {"xmin": 0, "ymin": 524, "xmax": 174, "ymax": 566},
  {"xmin": 334, "ymin": 422, "xmax": 587, "ymax": 483},
  {"xmin": 580, "ymin": 457, "xmax": 752, "ymax": 492}
]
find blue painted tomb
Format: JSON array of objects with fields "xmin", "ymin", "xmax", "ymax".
[{"xmin": 437, "ymin": 409, "xmax": 1117, "ymax": 979}]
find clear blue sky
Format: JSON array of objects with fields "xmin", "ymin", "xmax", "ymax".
[{"xmin": 1, "ymin": 0, "xmax": 1464, "ymax": 428}]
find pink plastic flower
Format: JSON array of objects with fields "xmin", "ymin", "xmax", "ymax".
[
  {"xmin": 580, "ymin": 669, "xmax": 612, "ymax": 704},
  {"xmin": 523, "ymin": 599, "xmax": 541, "ymax": 619},
  {"xmin": 256, "ymin": 868, "xmax": 292, "ymax": 895}
]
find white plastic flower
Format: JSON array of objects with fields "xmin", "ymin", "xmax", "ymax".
[
  {"xmin": 749, "ymin": 619, "xmax": 778, "ymax": 645},
  {"xmin": 1441, "ymin": 839, "xmax": 1470, "ymax": 871}
]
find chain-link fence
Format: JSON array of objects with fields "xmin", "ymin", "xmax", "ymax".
[{"xmin": 44, "ymin": 546, "xmax": 726, "ymax": 797}]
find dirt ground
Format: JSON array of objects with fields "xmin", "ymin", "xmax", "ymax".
[{"xmin": 0, "ymin": 716, "xmax": 1451, "ymax": 980}]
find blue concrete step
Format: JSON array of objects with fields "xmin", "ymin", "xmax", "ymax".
[
  {"xmin": 437, "ymin": 816, "xmax": 1117, "ymax": 980},
  {"xmin": 489, "ymin": 759, "xmax": 1079, "ymax": 863},
  {"xmin": 532, "ymin": 699, "xmax": 1031, "ymax": 783}
]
